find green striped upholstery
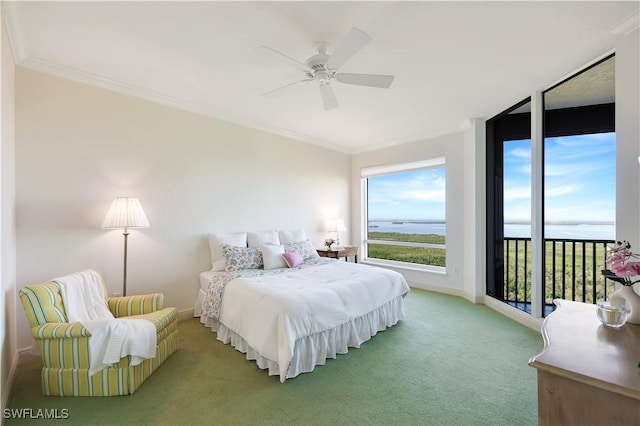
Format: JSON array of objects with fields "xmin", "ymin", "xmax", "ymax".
[
  {"xmin": 108, "ymin": 293, "xmax": 164, "ymax": 317},
  {"xmin": 19, "ymin": 283, "xmax": 69, "ymax": 325},
  {"xmin": 18, "ymin": 274, "xmax": 178, "ymax": 396}
]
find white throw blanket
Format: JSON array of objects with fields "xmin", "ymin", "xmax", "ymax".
[{"xmin": 55, "ymin": 270, "xmax": 157, "ymax": 375}]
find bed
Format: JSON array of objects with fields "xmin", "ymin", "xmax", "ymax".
[{"xmin": 194, "ymin": 230, "xmax": 410, "ymax": 382}]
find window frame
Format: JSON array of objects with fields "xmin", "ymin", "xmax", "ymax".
[{"xmin": 361, "ymin": 157, "xmax": 447, "ymax": 271}]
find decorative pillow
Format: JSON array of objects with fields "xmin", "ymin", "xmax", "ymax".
[
  {"xmin": 284, "ymin": 240, "xmax": 319, "ymax": 261},
  {"xmin": 282, "ymin": 251, "xmax": 304, "ymax": 268},
  {"xmin": 260, "ymin": 244, "xmax": 287, "ymax": 270},
  {"xmin": 278, "ymin": 229, "xmax": 306, "ymax": 244},
  {"xmin": 209, "ymin": 232, "xmax": 248, "ymax": 271},
  {"xmin": 221, "ymin": 244, "xmax": 263, "ymax": 271},
  {"xmin": 248, "ymin": 230, "xmax": 280, "ymax": 248}
]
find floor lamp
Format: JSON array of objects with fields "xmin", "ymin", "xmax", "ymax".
[{"xmin": 102, "ymin": 197, "xmax": 150, "ymax": 296}]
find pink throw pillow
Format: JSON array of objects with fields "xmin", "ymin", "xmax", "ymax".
[{"xmin": 282, "ymin": 251, "xmax": 303, "ymax": 268}]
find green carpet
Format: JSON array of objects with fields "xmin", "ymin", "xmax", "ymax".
[{"xmin": 6, "ymin": 289, "xmax": 542, "ymax": 425}]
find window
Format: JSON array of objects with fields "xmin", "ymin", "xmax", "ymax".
[
  {"xmin": 362, "ymin": 158, "xmax": 446, "ymax": 268},
  {"xmin": 487, "ymin": 54, "xmax": 616, "ymax": 317}
]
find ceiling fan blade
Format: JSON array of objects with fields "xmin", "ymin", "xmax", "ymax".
[
  {"xmin": 326, "ymin": 27, "xmax": 372, "ymax": 70},
  {"xmin": 320, "ymin": 84, "xmax": 338, "ymax": 110},
  {"xmin": 336, "ymin": 73, "xmax": 395, "ymax": 88},
  {"xmin": 262, "ymin": 79, "xmax": 312, "ymax": 97},
  {"xmin": 257, "ymin": 45, "xmax": 312, "ymax": 72}
]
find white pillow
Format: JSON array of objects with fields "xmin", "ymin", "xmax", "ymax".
[
  {"xmin": 278, "ymin": 229, "xmax": 306, "ymax": 244},
  {"xmin": 209, "ymin": 232, "xmax": 247, "ymax": 271},
  {"xmin": 260, "ymin": 244, "xmax": 287, "ymax": 270},
  {"xmin": 248, "ymin": 230, "xmax": 280, "ymax": 248}
]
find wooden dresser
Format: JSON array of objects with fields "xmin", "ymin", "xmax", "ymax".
[{"xmin": 529, "ymin": 300, "xmax": 640, "ymax": 425}]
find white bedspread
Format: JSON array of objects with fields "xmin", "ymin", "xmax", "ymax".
[{"xmin": 217, "ymin": 260, "xmax": 410, "ymax": 380}]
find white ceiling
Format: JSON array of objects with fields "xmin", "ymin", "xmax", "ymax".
[{"xmin": 3, "ymin": 1, "xmax": 639, "ymax": 153}]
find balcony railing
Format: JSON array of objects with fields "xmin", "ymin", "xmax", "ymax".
[{"xmin": 503, "ymin": 237, "xmax": 616, "ymax": 316}]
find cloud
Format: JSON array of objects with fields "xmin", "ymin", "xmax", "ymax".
[
  {"xmin": 502, "ymin": 133, "xmax": 615, "ymax": 224},
  {"xmin": 367, "ymin": 169, "xmax": 446, "ymax": 219},
  {"xmin": 401, "ymin": 188, "xmax": 446, "ymax": 202},
  {"xmin": 545, "ymin": 185, "xmax": 576, "ymax": 197},
  {"xmin": 509, "ymin": 148, "xmax": 531, "ymax": 159},
  {"xmin": 371, "ymin": 170, "xmax": 445, "ymax": 203},
  {"xmin": 517, "ymin": 164, "xmax": 531, "ymax": 175},
  {"xmin": 504, "ymin": 186, "xmax": 531, "ymax": 201}
]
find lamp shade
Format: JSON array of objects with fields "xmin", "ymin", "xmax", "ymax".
[
  {"xmin": 328, "ymin": 218, "xmax": 347, "ymax": 232},
  {"xmin": 102, "ymin": 197, "xmax": 150, "ymax": 229}
]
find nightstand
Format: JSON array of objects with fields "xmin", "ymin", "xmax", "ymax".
[{"xmin": 317, "ymin": 246, "xmax": 358, "ymax": 263}]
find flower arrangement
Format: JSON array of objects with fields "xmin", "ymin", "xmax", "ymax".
[
  {"xmin": 605, "ymin": 240, "xmax": 640, "ymax": 286},
  {"xmin": 324, "ymin": 238, "xmax": 335, "ymax": 249}
]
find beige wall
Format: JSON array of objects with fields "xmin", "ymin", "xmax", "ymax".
[
  {"xmin": 14, "ymin": 68, "xmax": 351, "ymax": 349},
  {"xmin": 1, "ymin": 18, "xmax": 17, "ymax": 409}
]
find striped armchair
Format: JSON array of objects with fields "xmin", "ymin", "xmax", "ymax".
[{"xmin": 19, "ymin": 272, "xmax": 178, "ymax": 396}]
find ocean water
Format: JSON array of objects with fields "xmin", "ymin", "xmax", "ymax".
[{"xmin": 368, "ymin": 221, "xmax": 615, "ymax": 241}]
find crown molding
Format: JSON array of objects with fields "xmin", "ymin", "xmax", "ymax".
[
  {"xmin": 15, "ymin": 52, "xmax": 461, "ymax": 156},
  {"xmin": 2, "ymin": 1, "xmax": 28, "ymax": 63},
  {"xmin": 0, "ymin": 0, "xmax": 508, "ymax": 157},
  {"xmin": 609, "ymin": 9, "xmax": 640, "ymax": 36},
  {"xmin": 19, "ymin": 55, "xmax": 353, "ymax": 154},
  {"xmin": 350, "ymin": 121, "xmax": 469, "ymax": 155},
  {"xmin": 1, "ymin": 0, "xmax": 350, "ymax": 153}
]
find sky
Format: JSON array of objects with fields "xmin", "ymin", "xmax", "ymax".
[
  {"xmin": 504, "ymin": 132, "xmax": 615, "ymax": 223},
  {"xmin": 367, "ymin": 132, "xmax": 615, "ymax": 223},
  {"xmin": 367, "ymin": 167, "xmax": 445, "ymax": 220}
]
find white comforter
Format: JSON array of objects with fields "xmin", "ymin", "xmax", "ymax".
[{"xmin": 217, "ymin": 260, "xmax": 410, "ymax": 380}]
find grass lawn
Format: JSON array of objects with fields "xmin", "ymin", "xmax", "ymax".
[{"xmin": 367, "ymin": 232, "xmax": 445, "ymax": 266}]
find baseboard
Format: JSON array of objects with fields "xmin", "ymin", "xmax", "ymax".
[
  {"xmin": 17, "ymin": 346, "xmax": 39, "ymax": 364},
  {"xmin": 2, "ymin": 349, "xmax": 21, "ymax": 411},
  {"xmin": 408, "ymin": 281, "xmax": 463, "ymax": 297},
  {"xmin": 462, "ymin": 289, "xmax": 484, "ymax": 304},
  {"xmin": 394, "ymin": 281, "xmax": 542, "ymax": 331},
  {"xmin": 178, "ymin": 308, "xmax": 194, "ymax": 322},
  {"xmin": 483, "ymin": 296, "xmax": 542, "ymax": 331}
]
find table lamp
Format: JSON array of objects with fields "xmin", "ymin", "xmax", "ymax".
[{"xmin": 328, "ymin": 218, "xmax": 347, "ymax": 248}]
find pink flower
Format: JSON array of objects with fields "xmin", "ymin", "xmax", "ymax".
[
  {"xmin": 628, "ymin": 262, "xmax": 640, "ymax": 275},
  {"xmin": 611, "ymin": 261, "xmax": 634, "ymax": 277},
  {"xmin": 606, "ymin": 253, "xmax": 625, "ymax": 264},
  {"xmin": 606, "ymin": 240, "xmax": 640, "ymax": 286}
]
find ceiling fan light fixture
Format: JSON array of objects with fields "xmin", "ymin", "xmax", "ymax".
[
  {"xmin": 316, "ymin": 71, "xmax": 330, "ymax": 83},
  {"xmin": 313, "ymin": 41, "xmax": 328, "ymax": 54},
  {"xmin": 260, "ymin": 26, "xmax": 394, "ymax": 110}
]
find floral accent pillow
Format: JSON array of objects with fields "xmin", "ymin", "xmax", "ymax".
[
  {"xmin": 221, "ymin": 244, "xmax": 263, "ymax": 271},
  {"xmin": 284, "ymin": 240, "xmax": 319, "ymax": 261}
]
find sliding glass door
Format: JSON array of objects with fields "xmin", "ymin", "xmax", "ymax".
[{"xmin": 487, "ymin": 55, "xmax": 616, "ymax": 317}]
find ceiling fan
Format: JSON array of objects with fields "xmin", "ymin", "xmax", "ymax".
[{"xmin": 258, "ymin": 27, "xmax": 394, "ymax": 111}]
